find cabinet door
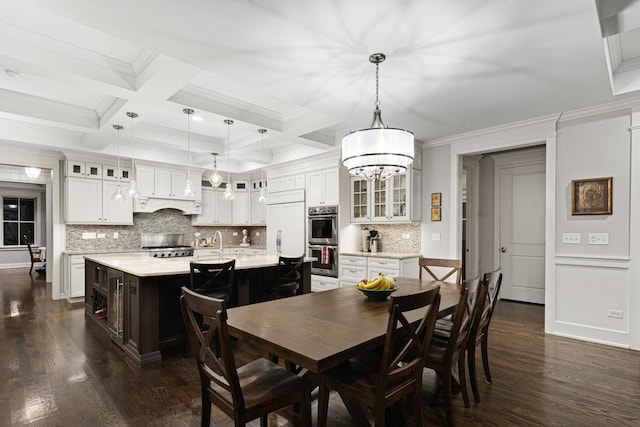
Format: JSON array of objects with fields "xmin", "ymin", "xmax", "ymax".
[
  {"xmin": 267, "ymin": 202, "xmax": 305, "ymax": 255},
  {"xmin": 136, "ymin": 165, "xmax": 155, "ymax": 198},
  {"xmin": 306, "ymin": 170, "xmax": 323, "ymax": 206},
  {"xmin": 371, "ymin": 179, "xmax": 390, "ymax": 222},
  {"xmin": 171, "ymin": 171, "xmax": 187, "ymax": 199},
  {"xmin": 214, "ymin": 190, "xmax": 233, "ymax": 224},
  {"xmin": 192, "ymin": 189, "xmax": 215, "ymax": 225},
  {"xmin": 66, "ymin": 177, "xmax": 102, "ymax": 223},
  {"xmin": 70, "ymin": 258, "xmax": 85, "ymax": 298},
  {"xmin": 107, "ymin": 269, "xmax": 125, "ymax": 344},
  {"xmin": 102, "ymin": 181, "xmax": 133, "ymax": 224},
  {"xmin": 350, "ymin": 177, "xmax": 370, "ymax": 222},
  {"xmin": 388, "ymin": 173, "xmax": 409, "ymax": 221},
  {"xmin": 233, "ymin": 192, "xmax": 251, "ymax": 225},
  {"xmin": 250, "ymin": 191, "xmax": 267, "ymax": 225},
  {"xmin": 322, "ymin": 168, "xmax": 339, "ymax": 205},
  {"xmin": 155, "ymin": 169, "xmax": 172, "ymax": 198}
]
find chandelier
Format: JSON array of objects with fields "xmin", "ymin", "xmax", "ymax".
[
  {"xmin": 183, "ymin": 108, "xmax": 195, "ymax": 199},
  {"xmin": 258, "ymin": 128, "xmax": 267, "ymax": 203},
  {"xmin": 341, "ymin": 53, "xmax": 414, "ymax": 181},
  {"xmin": 126, "ymin": 112, "xmax": 139, "ymax": 198},
  {"xmin": 111, "ymin": 124, "xmax": 126, "ymax": 202},
  {"xmin": 223, "ymin": 119, "xmax": 235, "ymax": 200}
]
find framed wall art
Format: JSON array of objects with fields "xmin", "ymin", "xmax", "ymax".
[
  {"xmin": 431, "ymin": 192, "xmax": 441, "ymax": 207},
  {"xmin": 571, "ymin": 177, "xmax": 612, "ymax": 215},
  {"xmin": 431, "ymin": 207, "xmax": 441, "ymax": 221}
]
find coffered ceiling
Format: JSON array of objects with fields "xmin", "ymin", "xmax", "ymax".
[{"xmin": 0, "ymin": 1, "xmax": 635, "ymax": 174}]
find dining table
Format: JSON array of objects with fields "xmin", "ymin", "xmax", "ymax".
[{"xmin": 226, "ymin": 277, "xmax": 460, "ymax": 423}]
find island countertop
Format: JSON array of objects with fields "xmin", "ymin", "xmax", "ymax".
[{"xmin": 84, "ymin": 253, "xmax": 314, "ymax": 277}]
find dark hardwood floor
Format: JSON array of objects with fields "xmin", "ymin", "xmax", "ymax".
[{"xmin": 1, "ymin": 268, "xmax": 639, "ymax": 426}]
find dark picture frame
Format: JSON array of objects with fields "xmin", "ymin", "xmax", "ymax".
[{"xmin": 571, "ymin": 177, "xmax": 612, "ymax": 215}]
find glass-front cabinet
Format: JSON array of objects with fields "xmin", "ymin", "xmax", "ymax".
[{"xmin": 350, "ymin": 168, "xmax": 419, "ymax": 223}]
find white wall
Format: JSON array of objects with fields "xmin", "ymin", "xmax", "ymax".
[{"xmin": 422, "ymin": 101, "xmax": 640, "ymax": 351}]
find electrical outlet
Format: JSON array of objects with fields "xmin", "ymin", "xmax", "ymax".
[
  {"xmin": 232, "ymin": 232, "xmax": 238, "ymax": 236},
  {"xmin": 589, "ymin": 233, "xmax": 609, "ymax": 245},
  {"xmin": 432, "ymin": 233, "xmax": 441, "ymax": 241},
  {"xmin": 113, "ymin": 232, "xmax": 119, "ymax": 239},
  {"xmin": 255, "ymin": 231, "xmax": 260, "ymax": 236},
  {"xmin": 402, "ymin": 233, "xmax": 410, "ymax": 240},
  {"xmin": 97, "ymin": 233, "xmax": 106, "ymax": 239},
  {"xmin": 562, "ymin": 233, "xmax": 580, "ymax": 244},
  {"xmin": 608, "ymin": 309, "xmax": 623, "ymax": 319},
  {"xmin": 194, "ymin": 232, "xmax": 201, "ymax": 237},
  {"xmin": 82, "ymin": 232, "xmax": 96, "ymax": 239}
]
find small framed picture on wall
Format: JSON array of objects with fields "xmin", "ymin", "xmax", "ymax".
[
  {"xmin": 431, "ymin": 192, "xmax": 441, "ymax": 207},
  {"xmin": 431, "ymin": 207, "xmax": 441, "ymax": 221},
  {"xmin": 571, "ymin": 177, "xmax": 612, "ymax": 215}
]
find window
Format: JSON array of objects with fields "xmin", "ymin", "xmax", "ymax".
[{"xmin": 3, "ymin": 197, "xmax": 36, "ymax": 245}]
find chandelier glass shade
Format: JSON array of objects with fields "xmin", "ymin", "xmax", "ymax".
[
  {"xmin": 111, "ymin": 124, "xmax": 126, "ymax": 202},
  {"xmin": 126, "ymin": 112, "xmax": 139, "ymax": 198},
  {"xmin": 341, "ymin": 53, "xmax": 414, "ymax": 182},
  {"xmin": 223, "ymin": 119, "xmax": 235, "ymax": 200},
  {"xmin": 209, "ymin": 153, "xmax": 223, "ymax": 188},
  {"xmin": 183, "ymin": 108, "xmax": 195, "ymax": 199}
]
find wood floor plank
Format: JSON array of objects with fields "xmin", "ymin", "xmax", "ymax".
[{"xmin": 0, "ymin": 268, "xmax": 638, "ymax": 426}]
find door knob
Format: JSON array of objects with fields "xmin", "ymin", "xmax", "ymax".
[{"xmin": 500, "ymin": 247, "xmax": 507, "ymax": 253}]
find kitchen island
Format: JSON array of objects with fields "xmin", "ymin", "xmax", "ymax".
[{"xmin": 84, "ymin": 253, "xmax": 313, "ymax": 364}]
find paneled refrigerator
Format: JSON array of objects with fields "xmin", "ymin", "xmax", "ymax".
[{"xmin": 266, "ymin": 189, "xmax": 306, "ymax": 256}]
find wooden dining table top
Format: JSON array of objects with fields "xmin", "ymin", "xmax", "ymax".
[{"xmin": 227, "ymin": 277, "xmax": 460, "ymax": 374}]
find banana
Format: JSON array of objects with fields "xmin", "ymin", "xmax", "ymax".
[{"xmin": 363, "ymin": 274, "xmax": 384, "ymax": 289}]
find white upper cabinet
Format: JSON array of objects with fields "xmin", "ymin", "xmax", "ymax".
[
  {"xmin": 192, "ymin": 189, "xmax": 232, "ymax": 225},
  {"xmin": 65, "ymin": 160, "xmax": 102, "ymax": 179},
  {"xmin": 65, "ymin": 177, "xmax": 133, "ymax": 224},
  {"xmin": 250, "ymin": 189, "xmax": 267, "ymax": 225},
  {"xmin": 232, "ymin": 191, "xmax": 251, "ymax": 225},
  {"xmin": 135, "ymin": 165, "xmax": 155, "ymax": 198},
  {"xmin": 350, "ymin": 168, "xmax": 421, "ymax": 223},
  {"xmin": 306, "ymin": 168, "xmax": 339, "ymax": 206},
  {"xmin": 134, "ymin": 165, "xmax": 200, "ymax": 201}
]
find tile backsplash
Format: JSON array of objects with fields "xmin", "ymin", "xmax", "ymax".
[
  {"xmin": 360, "ymin": 223, "xmax": 421, "ymax": 254},
  {"xmin": 66, "ymin": 209, "xmax": 266, "ymax": 252}
]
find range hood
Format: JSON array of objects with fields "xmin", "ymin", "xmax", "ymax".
[{"xmin": 134, "ymin": 197, "xmax": 202, "ymax": 215}]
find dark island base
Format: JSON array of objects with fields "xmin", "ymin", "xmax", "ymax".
[{"xmin": 85, "ymin": 260, "xmax": 311, "ymax": 364}]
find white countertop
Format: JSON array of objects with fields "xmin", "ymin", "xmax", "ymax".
[
  {"xmin": 84, "ymin": 253, "xmax": 314, "ymax": 277},
  {"xmin": 339, "ymin": 252, "xmax": 422, "ymax": 260}
]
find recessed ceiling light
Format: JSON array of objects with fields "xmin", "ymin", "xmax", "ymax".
[
  {"xmin": 3, "ymin": 68, "xmax": 21, "ymax": 78},
  {"xmin": 191, "ymin": 115, "xmax": 203, "ymax": 122}
]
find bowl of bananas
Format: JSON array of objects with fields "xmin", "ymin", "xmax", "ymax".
[{"xmin": 357, "ymin": 273, "xmax": 398, "ymax": 300}]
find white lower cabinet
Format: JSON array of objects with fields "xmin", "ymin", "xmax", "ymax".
[
  {"xmin": 63, "ymin": 254, "xmax": 94, "ymax": 301},
  {"xmin": 339, "ymin": 255, "xmax": 420, "ymax": 286},
  {"xmin": 311, "ymin": 275, "xmax": 340, "ymax": 292}
]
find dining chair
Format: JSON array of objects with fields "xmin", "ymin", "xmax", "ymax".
[
  {"xmin": 189, "ymin": 259, "xmax": 236, "ymax": 304},
  {"xmin": 271, "ymin": 255, "xmax": 304, "ymax": 299},
  {"xmin": 180, "ymin": 287, "xmax": 313, "ymax": 427},
  {"xmin": 317, "ymin": 287, "xmax": 441, "ymax": 427},
  {"xmin": 425, "ymin": 276, "xmax": 486, "ymax": 427},
  {"xmin": 418, "ymin": 258, "xmax": 462, "ymax": 285},
  {"xmin": 467, "ymin": 268, "xmax": 503, "ymax": 401},
  {"xmin": 23, "ymin": 234, "xmax": 42, "ymax": 274}
]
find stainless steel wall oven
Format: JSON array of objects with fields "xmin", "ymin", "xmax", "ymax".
[{"xmin": 308, "ymin": 206, "xmax": 338, "ymax": 277}]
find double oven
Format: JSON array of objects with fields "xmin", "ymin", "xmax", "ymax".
[{"xmin": 308, "ymin": 205, "xmax": 339, "ymax": 277}]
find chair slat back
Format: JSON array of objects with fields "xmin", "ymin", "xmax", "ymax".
[
  {"xmin": 180, "ymin": 287, "xmax": 244, "ymax": 412},
  {"xmin": 448, "ymin": 276, "xmax": 485, "ymax": 360},
  {"xmin": 278, "ymin": 255, "xmax": 304, "ymax": 282},
  {"xmin": 418, "ymin": 258, "xmax": 462, "ymax": 285},
  {"xmin": 377, "ymin": 287, "xmax": 441, "ymax": 403},
  {"xmin": 478, "ymin": 268, "xmax": 503, "ymax": 332},
  {"xmin": 189, "ymin": 260, "xmax": 235, "ymax": 302}
]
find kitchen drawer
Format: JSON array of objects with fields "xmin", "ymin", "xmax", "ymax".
[
  {"xmin": 311, "ymin": 275, "xmax": 339, "ymax": 292},
  {"xmin": 339, "ymin": 278, "xmax": 360, "ymax": 288},
  {"xmin": 368, "ymin": 266, "xmax": 400, "ymax": 278},
  {"xmin": 367, "ymin": 257, "xmax": 400, "ymax": 270},
  {"xmin": 340, "ymin": 264, "xmax": 367, "ymax": 280},
  {"xmin": 340, "ymin": 255, "xmax": 366, "ymax": 267}
]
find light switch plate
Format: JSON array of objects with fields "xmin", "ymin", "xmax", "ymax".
[
  {"xmin": 402, "ymin": 233, "xmax": 410, "ymax": 240},
  {"xmin": 82, "ymin": 232, "xmax": 96, "ymax": 239},
  {"xmin": 589, "ymin": 233, "xmax": 609, "ymax": 245},
  {"xmin": 97, "ymin": 233, "xmax": 106, "ymax": 239},
  {"xmin": 562, "ymin": 233, "xmax": 581, "ymax": 244}
]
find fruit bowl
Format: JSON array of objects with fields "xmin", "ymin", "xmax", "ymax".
[{"xmin": 357, "ymin": 286, "xmax": 398, "ymax": 300}]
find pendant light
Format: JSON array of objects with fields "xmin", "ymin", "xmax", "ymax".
[
  {"xmin": 258, "ymin": 128, "xmax": 267, "ymax": 203},
  {"xmin": 24, "ymin": 167, "xmax": 41, "ymax": 179},
  {"xmin": 111, "ymin": 124, "xmax": 126, "ymax": 202},
  {"xmin": 183, "ymin": 108, "xmax": 195, "ymax": 199},
  {"xmin": 126, "ymin": 112, "xmax": 139, "ymax": 198},
  {"xmin": 209, "ymin": 152, "xmax": 223, "ymax": 188},
  {"xmin": 223, "ymin": 119, "xmax": 235, "ymax": 200},
  {"xmin": 341, "ymin": 53, "xmax": 414, "ymax": 181}
]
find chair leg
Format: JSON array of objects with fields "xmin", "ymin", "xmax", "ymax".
[
  {"xmin": 201, "ymin": 397, "xmax": 211, "ymax": 427},
  {"xmin": 412, "ymin": 383, "xmax": 424, "ymax": 427},
  {"xmin": 442, "ymin": 366, "xmax": 455, "ymax": 427},
  {"xmin": 299, "ymin": 390, "xmax": 312, "ymax": 427},
  {"xmin": 468, "ymin": 343, "xmax": 481, "ymax": 403},
  {"xmin": 30, "ymin": 261, "xmax": 34, "ymax": 274},
  {"xmin": 457, "ymin": 352, "xmax": 470, "ymax": 409},
  {"xmin": 481, "ymin": 333, "xmax": 492, "ymax": 384},
  {"xmin": 259, "ymin": 414, "xmax": 267, "ymax": 426}
]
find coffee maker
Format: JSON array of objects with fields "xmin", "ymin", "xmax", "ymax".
[
  {"xmin": 361, "ymin": 228, "xmax": 371, "ymax": 252},
  {"xmin": 361, "ymin": 228, "xmax": 380, "ymax": 252}
]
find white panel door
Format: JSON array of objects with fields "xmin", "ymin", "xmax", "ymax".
[{"xmin": 499, "ymin": 163, "xmax": 546, "ymax": 303}]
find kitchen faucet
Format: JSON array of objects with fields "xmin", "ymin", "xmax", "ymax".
[{"xmin": 213, "ymin": 230, "xmax": 223, "ymax": 260}]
